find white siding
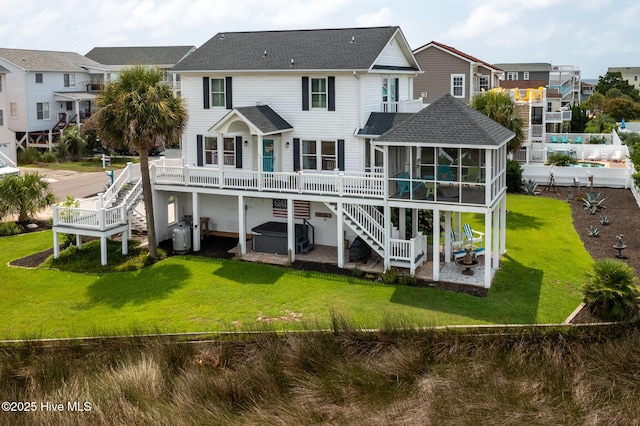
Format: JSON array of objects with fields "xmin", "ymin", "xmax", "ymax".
[{"xmin": 373, "ymin": 34, "xmax": 412, "ymax": 68}]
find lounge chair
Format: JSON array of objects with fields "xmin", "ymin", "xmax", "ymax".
[
  {"xmin": 463, "ymin": 223, "xmax": 484, "ymax": 247},
  {"xmin": 610, "ymin": 150, "xmax": 623, "ymax": 162},
  {"xmin": 587, "ymin": 150, "xmax": 601, "ymax": 161},
  {"xmin": 395, "ymin": 172, "xmax": 423, "ymax": 197}
]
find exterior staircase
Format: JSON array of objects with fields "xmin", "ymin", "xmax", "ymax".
[{"xmin": 324, "ymin": 202, "xmax": 427, "ymax": 274}]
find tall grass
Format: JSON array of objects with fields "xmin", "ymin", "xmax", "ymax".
[{"xmin": 1, "ymin": 322, "xmax": 639, "ymax": 425}]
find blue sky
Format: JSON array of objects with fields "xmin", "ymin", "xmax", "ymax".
[{"xmin": 1, "ymin": 0, "xmax": 637, "ymax": 78}]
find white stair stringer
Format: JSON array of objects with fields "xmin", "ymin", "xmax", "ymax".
[
  {"xmin": 325, "ymin": 202, "xmax": 427, "ymax": 275},
  {"xmin": 325, "ymin": 202, "xmax": 385, "ymax": 258}
]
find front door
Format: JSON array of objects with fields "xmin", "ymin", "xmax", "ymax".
[{"xmin": 263, "ymin": 139, "xmax": 274, "ymax": 172}]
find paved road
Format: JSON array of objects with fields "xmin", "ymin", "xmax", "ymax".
[{"xmin": 20, "ymin": 167, "xmax": 123, "ymax": 203}]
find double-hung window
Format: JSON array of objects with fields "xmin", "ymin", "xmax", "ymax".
[
  {"xmin": 478, "ymin": 75, "xmax": 489, "ymax": 92},
  {"xmin": 506, "ymin": 72, "xmax": 518, "ymax": 81},
  {"xmin": 0, "ymin": 75, "xmax": 3, "ymax": 92},
  {"xmin": 311, "ymin": 78, "xmax": 327, "ymax": 108},
  {"xmin": 0, "ymin": 110, "xmax": 3, "ymax": 126},
  {"xmin": 204, "ymin": 136, "xmax": 218, "ymax": 165},
  {"xmin": 64, "ymin": 73, "xmax": 75, "ymax": 87},
  {"xmin": 302, "ymin": 140, "xmax": 336, "ymax": 171},
  {"xmin": 36, "ymin": 102, "xmax": 50, "ymax": 120},
  {"xmin": 451, "ymin": 74, "xmax": 465, "ymax": 98},
  {"xmin": 35, "ymin": 73, "xmax": 43, "ymax": 83},
  {"xmin": 211, "ymin": 78, "xmax": 226, "ymax": 107},
  {"xmin": 523, "ymin": 71, "xmax": 529, "ymax": 81},
  {"xmin": 10, "ymin": 103, "xmax": 17, "ymax": 117}
]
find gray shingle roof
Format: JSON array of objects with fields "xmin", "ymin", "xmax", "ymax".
[
  {"xmin": 357, "ymin": 112, "xmax": 414, "ymax": 136},
  {"xmin": 85, "ymin": 46, "xmax": 195, "ymax": 66},
  {"xmin": 376, "ymin": 94, "xmax": 515, "ymax": 146},
  {"xmin": 174, "ymin": 26, "xmax": 413, "ymax": 71},
  {"xmin": 235, "ymin": 105, "xmax": 293, "ymax": 134},
  {"xmin": 0, "ymin": 48, "xmax": 105, "ymax": 72}
]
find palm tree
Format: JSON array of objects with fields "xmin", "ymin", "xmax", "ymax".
[
  {"xmin": 58, "ymin": 126, "xmax": 88, "ymax": 162},
  {"xmin": 93, "ymin": 66, "xmax": 187, "ymax": 259},
  {"xmin": 471, "ymin": 91, "xmax": 524, "ymax": 154},
  {"xmin": 583, "ymin": 258, "xmax": 639, "ymax": 321},
  {"xmin": 0, "ymin": 173, "xmax": 55, "ymax": 222}
]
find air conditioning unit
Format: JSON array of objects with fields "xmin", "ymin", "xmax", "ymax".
[{"xmin": 421, "ymin": 91, "xmax": 428, "ymax": 99}]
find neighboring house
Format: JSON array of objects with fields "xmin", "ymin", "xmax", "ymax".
[
  {"xmin": 0, "ymin": 48, "xmax": 108, "ymax": 153},
  {"xmin": 0, "ymin": 64, "xmax": 13, "ymax": 163},
  {"xmin": 581, "ymin": 80, "xmax": 596, "ymax": 104},
  {"xmin": 412, "ymin": 41, "xmax": 502, "ymax": 105},
  {"xmin": 52, "ymin": 26, "xmax": 512, "ymax": 288},
  {"xmin": 85, "ymin": 45, "xmax": 196, "ymax": 96},
  {"xmin": 607, "ymin": 66, "xmax": 640, "ymax": 92},
  {"xmin": 494, "ymin": 62, "xmax": 581, "ymax": 107}
]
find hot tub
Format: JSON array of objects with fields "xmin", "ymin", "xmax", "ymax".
[{"xmin": 251, "ymin": 221, "xmax": 305, "ymax": 254}]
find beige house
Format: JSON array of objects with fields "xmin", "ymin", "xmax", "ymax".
[{"xmin": 607, "ymin": 66, "xmax": 640, "ymax": 92}]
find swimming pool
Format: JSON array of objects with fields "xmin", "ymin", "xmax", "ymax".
[{"xmin": 570, "ymin": 162, "xmax": 605, "ymax": 168}]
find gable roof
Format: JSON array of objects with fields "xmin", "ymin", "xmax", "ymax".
[
  {"xmin": 493, "ymin": 63, "xmax": 551, "ymax": 73},
  {"xmin": 85, "ymin": 46, "xmax": 195, "ymax": 67},
  {"xmin": 211, "ymin": 105, "xmax": 293, "ymax": 136},
  {"xmin": 357, "ymin": 112, "xmax": 414, "ymax": 137},
  {"xmin": 376, "ymin": 94, "xmax": 514, "ymax": 147},
  {"xmin": 0, "ymin": 48, "xmax": 105, "ymax": 72},
  {"xmin": 413, "ymin": 41, "xmax": 501, "ymax": 71},
  {"xmin": 174, "ymin": 26, "xmax": 418, "ymax": 72}
]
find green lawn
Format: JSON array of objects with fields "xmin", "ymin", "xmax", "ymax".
[
  {"xmin": 0, "ymin": 195, "xmax": 590, "ymax": 339},
  {"xmin": 21, "ymin": 156, "xmax": 138, "ymax": 173}
]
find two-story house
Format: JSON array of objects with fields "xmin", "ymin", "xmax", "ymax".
[
  {"xmin": 412, "ymin": 41, "xmax": 502, "ymax": 105},
  {"xmin": 0, "ymin": 48, "xmax": 108, "ymax": 153},
  {"xmin": 52, "ymin": 26, "xmax": 513, "ymax": 288},
  {"xmin": 85, "ymin": 45, "xmax": 196, "ymax": 97},
  {"xmin": 0, "ymin": 64, "xmax": 13, "ymax": 163}
]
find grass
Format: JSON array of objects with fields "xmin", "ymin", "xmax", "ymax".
[
  {"xmin": 1, "ymin": 325, "xmax": 639, "ymax": 425},
  {"xmin": 0, "ymin": 194, "xmax": 591, "ymax": 339}
]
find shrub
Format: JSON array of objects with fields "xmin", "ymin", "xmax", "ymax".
[
  {"xmin": 40, "ymin": 150, "xmax": 58, "ymax": 163},
  {"xmin": 522, "ymin": 179, "xmax": 539, "ymax": 196},
  {"xmin": 379, "ymin": 269, "xmax": 399, "ymax": 284},
  {"xmin": 583, "ymin": 259, "xmax": 640, "ymax": 321},
  {"xmin": 17, "ymin": 147, "xmax": 42, "ymax": 165},
  {"xmin": 351, "ymin": 267, "xmax": 364, "ymax": 278},
  {"xmin": 506, "ymin": 159, "xmax": 523, "ymax": 193},
  {"xmin": 0, "ymin": 222, "xmax": 23, "ymax": 236},
  {"xmin": 546, "ymin": 152, "xmax": 578, "ymax": 166}
]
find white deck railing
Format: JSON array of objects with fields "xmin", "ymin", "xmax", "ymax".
[
  {"xmin": 344, "ymin": 203, "xmax": 385, "ymax": 248},
  {"xmin": 153, "ymin": 165, "xmax": 386, "ymax": 198},
  {"xmin": 390, "ymin": 233, "xmax": 427, "ymax": 274}
]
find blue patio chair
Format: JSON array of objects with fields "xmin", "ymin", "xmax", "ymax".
[
  {"xmin": 437, "ymin": 164, "xmax": 455, "ymax": 181},
  {"xmin": 551, "ymin": 135, "xmax": 558, "ymax": 143},
  {"xmin": 395, "ymin": 172, "xmax": 423, "ymax": 197},
  {"xmin": 574, "ymin": 136, "xmax": 582, "ymax": 144},
  {"xmin": 561, "ymin": 135, "xmax": 568, "ymax": 143}
]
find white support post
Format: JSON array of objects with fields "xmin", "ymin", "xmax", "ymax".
[
  {"xmin": 383, "ymin": 203, "xmax": 391, "ymax": 271},
  {"xmin": 192, "ymin": 192, "xmax": 200, "ymax": 252},
  {"xmin": 53, "ymin": 231, "xmax": 60, "ymax": 259},
  {"xmin": 122, "ymin": 232, "xmax": 129, "ymax": 256},
  {"xmin": 493, "ymin": 207, "xmax": 500, "ymax": 270},
  {"xmin": 287, "ymin": 198, "xmax": 295, "ymax": 263},
  {"xmin": 444, "ymin": 211, "xmax": 452, "ymax": 262},
  {"xmin": 337, "ymin": 202, "xmax": 344, "ymax": 268},
  {"xmin": 238, "ymin": 195, "xmax": 246, "ymax": 255},
  {"xmin": 399, "ymin": 207, "xmax": 406, "ymax": 240},
  {"xmin": 433, "ymin": 209, "xmax": 440, "ymax": 281},
  {"xmin": 76, "ymin": 234, "xmax": 82, "ymax": 249},
  {"xmin": 411, "ymin": 208, "xmax": 418, "ymax": 238},
  {"xmin": 484, "ymin": 211, "xmax": 493, "ymax": 288},
  {"xmin": 100, "ymin": 236, "xmax": 107, "ymax": 266},
  {"xmin": 500, "ymin": 197, "xmax": 507, "ymax": 255}
]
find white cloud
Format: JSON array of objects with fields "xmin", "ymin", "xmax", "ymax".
[{"xmin": 356, "ymin": 7, "xmax": 393, "ymax": 27}]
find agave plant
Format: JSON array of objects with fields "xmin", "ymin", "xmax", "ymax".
[
  {"xmin": 522, "ymin": 179, "xmax": 539, "ymax": 196},
  {"xmin": 599, "ymin": 215, "xmax": 610, "ymax": 225},
  {"xmin": 587, "ymin": 225, "xmax": 600, "ymax": 237},
  {"xmin": 582, "ymin": 191, "xmax": 606, "ymax": 214}
]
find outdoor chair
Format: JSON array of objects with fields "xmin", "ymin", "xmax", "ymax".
[
  {"xmin": 395, "ymin": 172, "xmax": 423, "ymax": 197},
  {"xmin": 611, "ymin": 150, "xmax": 623, "ymax": 162},
  {"xmin": 574, "ymin": 136, "xmax": 582, "ymax": 144},
  {"xmin": 587, "ymin": 150, "xmax": 601, "ymax": 161},
  {"xmin": 437, "ymin": 164, "xmax": 455, "ymax": 181},
  {"xmin": 551, "ymin": 136, "xmax": 558, "ymax": 143},
  {"xmin": 463, "ymin": 223, "xmax": 484, "ymax": 248},
  {"xmin": 561, "ymin": 135, "xmax": 568, "ymax": 143}
]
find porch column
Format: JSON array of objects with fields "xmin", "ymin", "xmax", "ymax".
[
  {"xmin": 100, "ymin": 236, "xmax": 107, "ymax": 266},
  {"xmin": 238, "ymin": 195, "xmax": 246, "ymax": 255},
  {"xmin": 485, "ymin": 149, "xmax": 492, "ymax": 206},
  {"xmin": 76, "ymin": 234, "xmax": 82, "ymax": 249},
  {"xmin": 412, "ymin": 208, "xmax": 418, "ymax": 238},
  {"xmin": 500, "ymin": 197, "xmax": 507, "ymax": 255},
  {"xmin": 493, "ymin": 206, "xmax": 500, "ymax": 270},
  {"xmin": 443, "ymin": 211, "xmax": 452, "ymax": 262},
  {"xmin": 383, "ymin": 203, "xmax": 391, "ymax": 271},
  {"xmin": 74, "ymin": 100, "xmax": 81, "ymax": 125},
  {"xmin": 432, "ymin": 209, "xmax": 440, "ymax": 281},
  {"xmin": 287, "ymin": 198, "xmax": 296, "ymax": 263},
  {"xmin": 192, "ymin": 192, "xmax": 201, "ymax": 252},
  {"xmin": 122, "ymin": 231, "xmax": 129, "ymax": 256},
  {"xmin": 337, "ymin": 202, "xmax": 344, "ymax": 268},
  {"xmin": 399, "ymin": 207, "xmax": 406, "ymax": 240},
  {"xmin": 53, "ymin": 231, "xmax": 60, "ymax": 259},
  {"xmin": 484, "ymin": 211, "xmax": 493, "ymax": 288}
]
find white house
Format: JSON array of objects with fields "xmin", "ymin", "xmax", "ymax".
[
  {"xmin": 0, "ymin": 48, "xmax": 108, "ymax": 154},
  {"xmin": 52, "ymin": 26, "xmax": 513, "ymax": 288}
]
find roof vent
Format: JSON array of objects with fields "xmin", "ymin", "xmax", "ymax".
[
  {"xmin": 290, "ymin": 58, "xmax": 294, "ymax": 66},
  {"xmin": 220, "ymin": 34, "xmax": 225, "ymax": 39},
  {"xmin": 350, "ymin": 36, "xmax": 355, "ymax": 43},
  {"xmin": 264, "ymin": 50, "xmax": 267, "ymax": 57}
]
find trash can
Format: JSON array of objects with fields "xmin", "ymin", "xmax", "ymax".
[{"xmin": 172, "ymin": 222, "xmax": 191, "ymax": 254}]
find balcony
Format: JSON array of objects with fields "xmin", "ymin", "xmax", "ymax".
[
  {"xmin": 381, "ymin": 99, "xmax": 423, "ymax": 113},
  {"xmin": 544, "ymin": 110, "xmax": 572, "ymax": 123}
]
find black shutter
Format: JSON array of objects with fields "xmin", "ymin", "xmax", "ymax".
[
  {"xmin": 394, "ymin": 78, "xmax": 399, "ymax": 103},
  {"xmin": 196, "ymin": 135, "xmax": 204, "ymax": 166},
  {"xmin": 293, "ymin": 138, "xmax": 300, "ymax": 171},
  {"xmin": 225, "ymin": 76, "xmax": 233, "ymax": 109},
  {"xmin": 235, "ymin": 136, "xmax": 243, "ymax": 168},
  {"xmin": 328, "ymin": 76, "xmax": 335, "ymax": 111},
  {"xmin": 301, "ymin": 77, "xmax": 309, "ymax": 111},
  {"xmin": 337, "ymin": 139, "xmax": 345, "ymax": 171},
  {"xmin": 202, "ymin": 77, "xmax": 210, "ymax": 109}
]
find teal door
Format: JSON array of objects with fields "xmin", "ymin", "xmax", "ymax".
[{"xmin": 263, "ymin": 139, "xmax": 274, "ymax": 172}]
